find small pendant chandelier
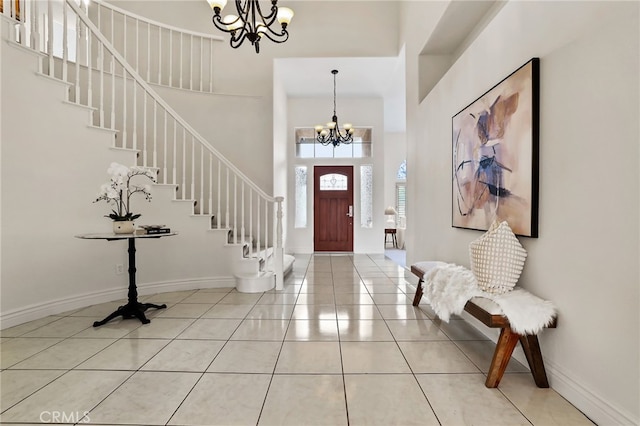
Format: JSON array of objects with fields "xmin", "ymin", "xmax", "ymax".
[
  {"xmin": 207, "ymin": 0, "xmax": 294, "ymax": 54},
  {"xmin": 315, "ymin": 70, "xmax": 354, "ymax": 147}
]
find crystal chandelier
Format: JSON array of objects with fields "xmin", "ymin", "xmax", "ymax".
[
  {"xmin": 206, "ymin": 0, "xmax": 294, "ymax": 54},
  {"xmin": 315, "ymin": 70, "xmax": 354, "ymax": 147}
]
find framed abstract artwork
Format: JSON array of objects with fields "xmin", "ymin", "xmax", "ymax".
[{"xmin": 452, "ymin": 58, "xmax": 539, "ymax": 237}]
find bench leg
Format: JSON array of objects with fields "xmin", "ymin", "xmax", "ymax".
[
  {"xmin": 412, "ymin": 278, "xmax": 423, "ymax": 306},
  {"xmin": 519, "ymin": 335, "xmax": 550, "ymax": 388},
  {"xmin": 485, "ymin": 327, "xmax": 520, "ymax": 388}
]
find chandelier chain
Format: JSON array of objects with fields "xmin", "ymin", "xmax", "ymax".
[
  {"xmin": 333, "ymin": 71, "xmax": 337, "ymax": 117},
  {"xmin": 316, "ymin": 69, "xmax": 354, "ymax": 147}
]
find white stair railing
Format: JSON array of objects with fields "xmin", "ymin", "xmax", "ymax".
[
  {"xmin": 7, "ymin": 0, "xmax": 285, "ymax": 289},
  {"xmin": 1, "ymin": 0, "xmax": 25, "ymax": 43},
  {"xmin": 0, "ymin": 0, "xmax": 21, "ymax": 21},
  {"xmin": 88, "ymin": 0, "xmax": 223, "ymax": 93}
]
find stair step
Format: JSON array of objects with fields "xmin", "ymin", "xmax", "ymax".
[{"xmin": 235, "ymin": 271, "xmax": 275, "ymax": 293}]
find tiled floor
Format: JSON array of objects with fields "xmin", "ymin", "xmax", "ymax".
[{"xmin": 1, "ymin": 254, "xmax": 593, "ymax": 425}]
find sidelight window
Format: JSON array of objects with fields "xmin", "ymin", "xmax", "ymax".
[
  {"xmin": 360, "ymin": 165, "xmax": 373, "ymax": 228},
  {"xmin": 295, "ymin": 166, "xmax": 307, "ymax": 228}
]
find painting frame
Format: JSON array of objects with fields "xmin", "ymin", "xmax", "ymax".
[{"xmin": 452, "ymin": 58, "xmax": 539, "ymax": 237}]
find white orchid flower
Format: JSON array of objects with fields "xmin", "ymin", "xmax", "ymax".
[
  {"xmin": 107, "ymin": 162, "xmax": 129, "ymax": 177},
  {"xmin": 94, "ymin": 162, "xmax": 155, "ymax": 221}
]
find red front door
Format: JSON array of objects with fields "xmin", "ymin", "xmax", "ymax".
[{"xmin": 314, "ymin": 166, "xmax": 354, "ymax": 252}]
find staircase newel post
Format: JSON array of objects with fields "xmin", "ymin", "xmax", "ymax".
[{"xmin": 275, "ymin": 196, "xmax": 284, "ymax": 291}]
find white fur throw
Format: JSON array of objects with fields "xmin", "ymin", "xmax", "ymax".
[
  {"xmin": 422, "ymin": 263, "xmax": 556, "ymax": 335},
  {"xmin": 423, "ymin": 264, "xmax": 481, "ymax": 322},
  {"xmin": 489, "ymin": 288, "xmax": 557, "ymax": 335}
]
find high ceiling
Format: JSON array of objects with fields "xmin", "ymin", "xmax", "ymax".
[
  {"xmin": 275, "ymin": 56, "xmax": 406, "ymax": 132},
  {"xmin": 276, "ymin": 57, "xmax": 403, "ymax": 99},
  {"xmin": 274, "ymin": 1, "xmax": 499, "ymax": 133}
]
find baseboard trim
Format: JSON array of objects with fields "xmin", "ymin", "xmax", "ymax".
[
  {"xmin": 0, "ymin": 276, "xmax": 236, "ymax": 330},
  {"xmin": 137, "ymin": 277, "xmax": 236, "ymax": 295},
  {"xmin": 1, "ymin": 287, "xmax": 126, "ymax": 329},
  {"xmin": 544, "ymin": 359, "xmax": 638, "ymax": 426}
]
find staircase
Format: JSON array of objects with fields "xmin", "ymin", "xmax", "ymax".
[{"xmin": 2, "ymin": 0, "xmax": 291, "ymax": 306}]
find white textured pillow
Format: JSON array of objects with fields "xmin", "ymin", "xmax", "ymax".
[{"xmin": 469, "ymin": 220, "xmax": 527, "ymax": 294}]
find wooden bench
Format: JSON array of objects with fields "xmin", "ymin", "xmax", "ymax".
[{"xmin": 411, "ymin": 263, "xmax": 556, "ymax": 388}]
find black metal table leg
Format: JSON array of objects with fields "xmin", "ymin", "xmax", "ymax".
[{"xmin": 93, "ymin": 237, "xmax": 166, "ymax": 327}]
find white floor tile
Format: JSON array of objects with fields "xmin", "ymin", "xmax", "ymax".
[
  {"xmin": 0, "ymin": 369, "xmax": 65, "ymax": 411},
  {"xmin": 246, "ymin": 304, "xmax": 295, "ymax": 320},
  {"xmin": 207, "ymin": 341, "xmax": 281, "ymax": 373},
  {"xmin": 11, "ymin": 338, "xmax": 115, "ymax": 370},
  {"xmin": 337, "ymin": 319, "xmax": 394, "ymax": 341},
  {"xmin": 341, "ymin": 341, "xmax": 411, "ymax": 373},
  {"xmin": 231, "ymin": 319, "xmax": 289, "ymax": 341},
  {"xmin": 285, "ymin": 319, "xmax": 339, "ymax": 341},
  {"xmin": 497, "ymin": 373, "xmax": 594, "ymax": 425},
  {"xmin": 169, "ymin": 373, "xmax": 271, "ymax": 425},
  {"xmin": 21, "ymin": 317, "xmax": 92, "ymax": 338},
  {"xmin": 376, "ymin": 304, "xmax": 432, "ymax": 320},
  {"xmin": 336, "ymin": 305, "xmax": 383, "ymax": 320},
  {"xmin": 0, "ymin": 370, "xmax": 132, "ymax": 423},
  {"xmin": 1, "ymin": 253, "xmax": 589, "ymax": 426},
  {"xmin": 345, "ymin": 374, "xmax": 439, "ymax": 425},
  {"xmin": 385, "ymin": 318, "xmax": 450, "ymax": 341},
  {"xmin": 455, "ymin": 340, "xmax": 529, "ymax": 373},
  {"xmin": 124, "ymin": 318, "xmax": 194, "ymax": 339},
  {"xmin": 72, "ymin": 319, "xmax": 143, "ymax": 338},
  {"xmin": 275, "ymin": 341, "xmax": 342, "ymax": 374},
  {"xmin": 398, "ymin": 341, "xmax": 481, "ymax": 373},
  {"xmin": 417, "ymin": 373, "xmax": 531, "ymax": 425},
  {"xmin": 142, "ymin": 339, "xmax": 224, "ymax": 372},
  {"xmin": 291, "ymin": 304, "xmax": 337, "ymax": 320},
  {"xmin": 178, "ymin": 291, "xmax": 227, "ymax": 304},
  {"xmin": 155, "ymin": 302, "xmax": 215, "ymax": 318},
  {"xmin": 176, "ymin": 318, "xmax": 242, "ymax": 340},
  {"xmin": 0, "ymin": 316, "xmax": 64, "ymax": 338},
  {"xmin": 0, "ymin": 338, "xmax": 62, "ymax": 368},
  {"xmin": 201, "ymin": 303, "xmax": 254, "ymax": 318},
  {"xmin": 77, "ymin": 338, "xmax": 169, "ymax": 370},
  {"xmin": 87, "ymin": 371, "xmax": 200, "ymax": 425},
  {"xmin": 259, "ymin": 375, "xmax": 348, "ymax": 426}
]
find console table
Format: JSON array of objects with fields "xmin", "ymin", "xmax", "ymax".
[{"xmin": 75, "ymin": 232, "xmax": 177, "ymax": 327}]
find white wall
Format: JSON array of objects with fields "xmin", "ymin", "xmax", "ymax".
[
  {"xmin": 152, "ymin": 86, "xmax": 273, "ymax": 194},
  {"xmin": 399, "ymin": 0, "xmax": 448, "ymax": 260},
  {"xmin": 0, "ymin": 26, "xmax": 240, "ymax": 328},
  {"xmin": 285, "ymin": 97, "xmax": 385, "ymax": 254},
  {"xmin": 402, "ymin": 1, "xmax": 639, "ymax": 424}
]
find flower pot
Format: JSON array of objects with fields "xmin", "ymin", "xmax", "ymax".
[{"xmin": 113, "ymin": 220, "xmax": 135, "ymax": 234}]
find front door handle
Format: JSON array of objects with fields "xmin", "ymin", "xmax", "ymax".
[{"xmin": 347, "ymin": 205, "xmax": 353, "ymax": 217}]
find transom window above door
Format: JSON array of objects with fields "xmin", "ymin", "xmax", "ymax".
[
  {"xmin": 295, "ymin": 128, "xmax": 372, "ymax": 158},
  {"xmin": 319, "ymin": 174, "xmax": 348, "ymax": 191}
]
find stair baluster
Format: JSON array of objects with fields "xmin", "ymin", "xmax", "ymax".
[{"xmin": 4, "ymin": 0, "xmax": 286, "ymax": 287}]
